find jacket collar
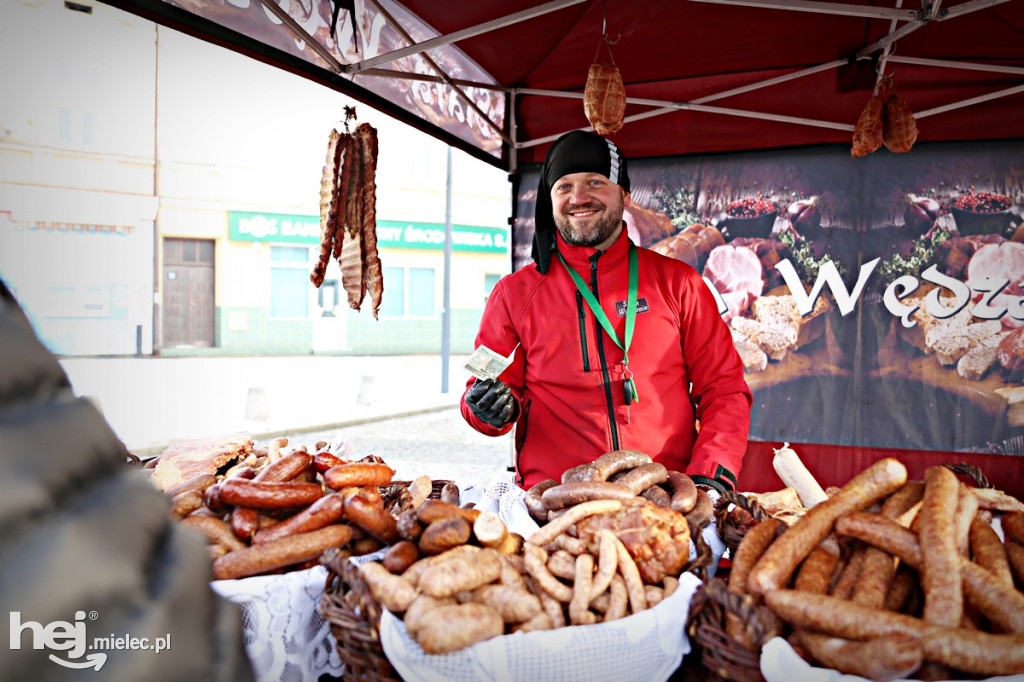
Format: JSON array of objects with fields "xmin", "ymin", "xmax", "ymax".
[{"xmin": 552, "ymin": 223, "xmax": 632, "ymax": 273}]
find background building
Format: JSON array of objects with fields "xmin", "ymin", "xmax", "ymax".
[{"xmin": 0, "ymin": 0, "xmax": 511, "ymax": 357}]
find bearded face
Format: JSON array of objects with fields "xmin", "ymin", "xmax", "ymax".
[{"xmin": 550, "ymin": 173, "xmax": 630, "ymax": 250}]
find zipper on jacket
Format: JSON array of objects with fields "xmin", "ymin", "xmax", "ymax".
[
  {"xmin": 574, "ymin": 291, "xmax": 590, "ymax": 372},
  {"xmin": 513, "ymin": 399, "xmax": 531, "ymax": 487},
  {"xmin": 589, "ymin": 253, "xmax": 619, "ymax": 450}
]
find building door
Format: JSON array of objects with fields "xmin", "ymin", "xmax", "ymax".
[{"xmin": 163, "ymin": 238, "xmax": 215, "ymax": 348}]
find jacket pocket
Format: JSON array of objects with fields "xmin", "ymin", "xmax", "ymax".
[{"xmin": 575, "ymin": 291, "xmax": 590, "ymax": 372}]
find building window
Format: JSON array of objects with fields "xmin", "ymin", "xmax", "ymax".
[
  {"xmin": 270, "ymin": 246, "xmax": 310, "ymax": 318},
  {"xmin": 379, "ymin": 266, "xmax": 404, "ymax": 317},
  {"xmin": 59, "ymin": 107, "xmax": 72, "ymax": 144},
  {"xmin": 57, "ymin": 106, "xmax": 99, "ymax": 147},
  {"xmin": 83, "ymin": 111, "xmax": 97, "ymax": 146},
  {"xmin": 484, "ymin": 273, "xmax": 501, "ymax": 302},
  {"xmin": 380, "ymin": 265, "xmax": 435, "ymax": 317},
  {"xmin": 166, "ymin": 238, "xmax": 215, "ymax": 264},
  {"xmin": 408, "ymin": 267, "xmax": 435, "ymax": 316}
]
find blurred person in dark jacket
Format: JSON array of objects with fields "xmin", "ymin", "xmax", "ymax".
[{"xmin": 0, "ymin": 276, "xmax": 254, "ymax": 682}]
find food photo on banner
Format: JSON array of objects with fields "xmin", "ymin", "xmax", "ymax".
[{"xmin": 512, "ymin": 139, "xmax": 1024, "ymax": 482}]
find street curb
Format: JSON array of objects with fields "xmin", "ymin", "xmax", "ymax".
[{"xmin": 130, "ymin": 403, "xmax": 459, "ymax": 458}]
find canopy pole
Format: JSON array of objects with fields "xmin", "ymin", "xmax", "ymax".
[
  {"xmin": 508, "ymin": 88, "xmax": 518, "ymax": 176},
  {"xmin": 689, "ymin": 0, "xmax": 919, "ymax": 20},
  {"xmin": 888, "ymin": 55, "xmax": 1024, "ymax": 76},
  {"xmin": 152, "ymin": 23, "xmax": 162, "ymax": 357},
  {"xmin": 347, "ymin": 0, "xmax": 588, "ymax": 73},
  {"xmin": 256, "ymin": 0, "xmax": 344, "ymax": 72},
  {"xmin": 441, "ymin": 145, "xmax": 453, "ymax": 394},
  {"xmin": 366, "ymin": 0, "xmax": 511, "ymax": 145},
  {"xmin": 915, "ymin": 83, "xmax": 1024, "ymax": 119},
  {"xmin": 517, "ymin": 98, "xmax": 854, "ymax": 151}
]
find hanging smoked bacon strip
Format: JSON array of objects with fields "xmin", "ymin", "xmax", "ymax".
[
  {"xmin": 355, "ymin": 123, "xmax": 384, "ymax": 319},
  {"xmin": 311, "ymin": 129, "xmax": 346, "ymax": 287},
  {"xmin": 339, "ymin": 128, "xmax": 366, "ymax": 311},
  {"xmin": 332, "ymin": 133, "xmax": 355, "ymax": 261}
]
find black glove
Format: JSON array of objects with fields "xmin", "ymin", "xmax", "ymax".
[{"xmin": 465, "ymin": 378, "xmax": 516, "ymax": 428}]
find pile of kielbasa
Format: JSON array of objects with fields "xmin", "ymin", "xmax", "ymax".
[
  {"xmin": 524, "ymin": 448, "xmax": 712, "ymax": 529},
  {"xmin": 159, "ymin": 438, "xmax": 426, "ymax": 580},
  {"xmin": 724, "ymin": 457, "xmax": 1024, "ymax": 679}
]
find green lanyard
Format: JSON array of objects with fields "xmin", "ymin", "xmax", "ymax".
[{"xmin": 557, "ymin": 244, "xmax": 640, "ymax": 404}]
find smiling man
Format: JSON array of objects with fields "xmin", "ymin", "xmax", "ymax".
[
  {"xmin": 460, "ymin": 130, "xmax": 752, "ymax": 495},
  {"xmin": 551, "ymin": 169, "xmax": 628, "ymax": 249}
]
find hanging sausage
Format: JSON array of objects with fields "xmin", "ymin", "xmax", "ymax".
[
  {"xmin": 882, "ymin": 81, "xmax": 919, "ymax": 154},
  {"xmin": 850, "ymin": 80, "xmax": 887, "ymax": 159},
  {"xmin": 851, "ymin": 76, "xmax": 918, "ymax": 158},
  {"xmin": 583, "ymin": 18, "xmax": 626, "ymax": 136}
]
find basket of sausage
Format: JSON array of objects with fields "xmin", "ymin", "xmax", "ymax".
[
  {"xmin": 321, "ymin": 449, "xmax": 719, "ymax": 682},
  {"xmin": 319, "ymin": 475, "xmax": 455, "ymax": 682},
  {"xmin": 322, "ymin": 494, "xmax": 526, "ymax": 682},
  {"xmin": 692, "ymin": 455, "xmax": 1024, "ymax": 682},
  {"xmin": 687, "ymin": 514, "xmax": 788, "ymax": 682},
  {"xmin": 688, "ymin": 479, "xmax": 810, "ymax": 681},
  {"xmin": 321, "ymin": 548, "xmax": 402, "ymax": 682}
]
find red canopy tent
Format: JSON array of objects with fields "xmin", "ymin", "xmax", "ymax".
[
  {"xmin": 103, "ymin": 0, "xmax": 1024, "ymax": 170},
  {"xmin": 102, "ymin": 0, "xmax": 1024, "ymax": 495}
]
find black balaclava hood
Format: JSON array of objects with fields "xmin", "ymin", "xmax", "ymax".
[{"xmin": 532, "ymin": 130, "xmax": 631, "ymax": 274}]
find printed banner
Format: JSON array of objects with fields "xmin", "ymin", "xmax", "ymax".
[
  {"xmin": 165, "ymin": 0, "xmax": 504, "ymax": 157},
  {"xmin": 512, "ymin": 141, "xmax": 1024, "ymax": 456}
]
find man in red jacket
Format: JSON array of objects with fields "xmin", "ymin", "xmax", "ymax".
[{"xmin": 461, "ymin": 130, "xmax": 752, "ymax": 493}]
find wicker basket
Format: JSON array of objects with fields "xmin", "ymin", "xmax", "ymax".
[
  {"xmin": 686, "ymin": 516, "xmax": 716, "ymax": 584},
  {"xmin": 319, "ymin": 479, "xmax": 451, "ymax": 682},
  {"xmin": 686, "ymin": 578, "xmax": 771, "ymax": 682},
  {"xmin": 944, "ymin": 462, "xmax": 992, "ymax": 489},
  {"xmin": 320, "ymin": 548, "xmax": 402, "ymax": 682},
  {"xmin": 714, "ymin": 490, "xmax": 771, "ymax": 557}
]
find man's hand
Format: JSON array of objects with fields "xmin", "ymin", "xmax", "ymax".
[{"xmin": 465, "ymin": 378, "xmax": 516, "ymax": 428}]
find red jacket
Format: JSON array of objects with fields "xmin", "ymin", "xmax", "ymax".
[{"xmin": 461, "ymin": 228, "xmax": 753, "ymax": 490}]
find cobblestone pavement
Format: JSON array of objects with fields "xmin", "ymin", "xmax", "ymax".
[{"xmin": 258, "ymin": 406, "xmax": 514, "ymax": 486}]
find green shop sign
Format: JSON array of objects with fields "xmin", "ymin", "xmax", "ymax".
[{"xmin": 229, "ymin": 211, "xmax": 508, "ymax": 253}]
